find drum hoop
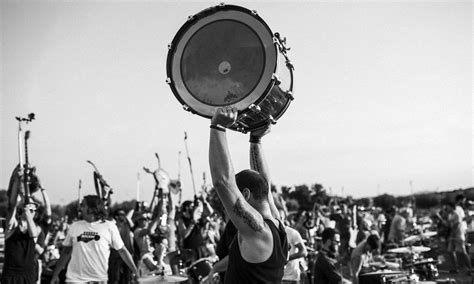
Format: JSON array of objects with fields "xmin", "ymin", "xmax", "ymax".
[{"xmin": 167, "ymin": 4, "xmax": 277, "ymax": 118}]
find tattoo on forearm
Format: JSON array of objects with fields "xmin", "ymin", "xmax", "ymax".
[
  {"xmin": 250, "ymin": 146, "xmax": 262, "ymax": 173},
  {"xmin": 233, "ymin": 198, "xmax": 263, "ymax": 232}
]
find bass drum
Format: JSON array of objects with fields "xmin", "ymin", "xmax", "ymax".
[{"xmin": 167, "ymin": 4, "xmax": 294, "ymax": 133}]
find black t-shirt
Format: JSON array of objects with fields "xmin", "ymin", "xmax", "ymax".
[
  {"xmin": 215, "ymin": 221, "xmax": 237, "ymax": 259},
  {"xmin": 313, "ymin": 250, "xmax": 343, "ymax": 284},
  {"xmin": 225, "ymin": 219, "xmax": 288, "ymax": 284},
  {"xmin": 2, "ymin": 226, "xmax": 38, "ymax": 280},
  {"xmin": 183, "ymin": 222, "xmax": 206, "ymax": 249}
]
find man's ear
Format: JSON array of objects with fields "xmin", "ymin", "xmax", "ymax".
[{"xmin": 242, "ymin": 188, "xmax": 251, "ymax": 201}]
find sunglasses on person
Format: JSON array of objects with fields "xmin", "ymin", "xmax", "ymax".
[{"xmin": 25, "ymin": 204, "xmax": 38, "ymax": 213}]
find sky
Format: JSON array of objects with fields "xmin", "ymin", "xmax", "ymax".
[{"xmin": 1, "ymin": 0, "xmax": 472, "ymax": 205}]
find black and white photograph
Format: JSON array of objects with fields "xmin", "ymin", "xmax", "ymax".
[{"xmin": 0, "ymin": 0, "xmax": 472, "ymax": 283}]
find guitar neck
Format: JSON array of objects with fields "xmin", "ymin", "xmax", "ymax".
[{"xmin": 23, "ymin": 130, "xmax": 31, "ymax": 202}]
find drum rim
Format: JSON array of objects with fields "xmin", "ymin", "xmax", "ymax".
[
  {"xmin": 189, "ymin": 257, "xmax": 212, "ymax": 267},
  {"xmin": 167, "ymin": 4, "xmax": 278, "ymax": 118},
  {"xmin": 137, "ymin": 274, "xmax": 188, "ymax": 283}
]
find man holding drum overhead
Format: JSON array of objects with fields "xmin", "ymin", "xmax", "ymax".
[{"xmin": 208, "ymin": 107, "xmax": 288, "ymax": 283}]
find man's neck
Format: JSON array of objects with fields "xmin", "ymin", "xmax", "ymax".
[
  {"xmin": 83, "ymin": 214, "xmax": 97, "ymax": 222},
  {"xmin": 254, "ymin": 201, "xmax": 273, "ymax": 219}
]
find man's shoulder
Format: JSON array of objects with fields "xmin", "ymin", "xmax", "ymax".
[
  {"xmin": 315, "ymin": 252, "xmax": 336, "ymax": 267},
  {"xmin": 134, "ymin": 226, "xmax": 145, "ymax": 235},
  {"xmin": 285, "ymin": 226, "xmax": 302, "ymax": 241},
  {"xmin": 69, "ymin": 220, "xmax": 84, "ymax": 228},
  {"xmin": 102, "ymin": 219, "xmax": 117, "ymax": 226},
  {"xmin": 285, "ymin": 226, "xmax": 297, "ymax": 234},
  {"xmin": 455, "ymin": 206, "xmax": 465, "ymax": 215}
]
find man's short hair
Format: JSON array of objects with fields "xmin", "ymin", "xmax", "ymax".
[
  {"xmin": 235, "ymin": 169, "xmax": 268, "ymax": 201},
  {"xmin": 366, "ymin": 234, "xmax": 381, "ymax": 251},
  {"xmin": 321, "ymin": 228, "xmax": 338, "ymax": 243}
]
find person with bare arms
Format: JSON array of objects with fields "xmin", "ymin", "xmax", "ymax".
[{"xmin": 208, "ymin": 107, "xmax": 288, "ymax": 283}]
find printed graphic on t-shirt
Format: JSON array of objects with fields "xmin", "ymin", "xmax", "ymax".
[{"xmin": 77, "ymin": 231, "xmax": 101, "ymax": 243}]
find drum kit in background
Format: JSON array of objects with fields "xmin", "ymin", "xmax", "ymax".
[
  {"xmin": 299, "ymin": 230, "xmax": 446, "ymax": 284},
  {"xmin": 138, "ymin": 251, "xmax": 214, "ymax": 284},
  {"xmin": 358, "ymin": 230, "xmax": 457, "ymax": 284}
]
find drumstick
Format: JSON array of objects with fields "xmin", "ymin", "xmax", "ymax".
[
  {"xmin": 136, "ymin": 173, "xmax": 140, "ymax": 202},
  {"xmin": 184, "ymin": 132, "xmax": 197, "ymax": 197},
  {"xmin": 177, "ymin": 151, "xmax": 182, "ymax": 206},
  {"xmin": 78, "ymin": 179, "xmax": 82, "ymax": 204}
]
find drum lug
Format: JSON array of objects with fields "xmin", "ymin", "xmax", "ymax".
[
  {"xmin": 168, "ymin": 43, "xmax": 173, "ymax": 50},
  {"xmin": 187, "ymin": 15, "xmax": 194, "ymax": 21},
  {"xmin": 272, "ymin": 74, "xmax": 281, "ymax": 86},
  {"xmin": 285, "ymin": 91, "xmax": 294, "ymax": 100},
  {"xmin": 249, "ymin": 104, "xmax": 261, "ymax": 113},
  {"xmin": 268, "ymin": 115, "xmax": 277, "ymax": 125},
  {"xmin": 286, "ymin": 59, "xmax": 294, "ymax": 70},
  {"xmin": 219, "ymin": 2, "xmax": 225, "ymax": 7},
  {"xmin": 237, "ymin": 127, "xmax": 247, "ymax": 133},
  {"xmin": 166, "ymin": 78, "xmax": 171, "ymax": 85},
  {"xmin": 251, "ymin": 10, "xmax": 258, "ymax": 16},
  {"xmin": 234, "ymin": 122, "xmax": 248, "ymax": 133},
  {"xmin": 182, "ymin": 104, "xmax": 190, "ymax": 111}
]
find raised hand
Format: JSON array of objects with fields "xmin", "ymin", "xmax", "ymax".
[
  {"xmin": 29, "ymin": 166, "xmax": 42, "ymax": 192},
  {"xmin": 250, "ymin": 123, "xmax": 272, "ymax": 139},
  {"xmin": 211, "ymin": 107, "xmax": 238, "ymax": 128},
  {"xmin": 193, "ymin": 202, "xmax": 203, "ymax": 223}
]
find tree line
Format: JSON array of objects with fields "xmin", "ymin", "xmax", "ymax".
[{"xmin": 0, "ymin": 185, "xmax": 472, "ymax": 222}]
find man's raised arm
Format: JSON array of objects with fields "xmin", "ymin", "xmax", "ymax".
[
  {"xmin": 209, "ymin": 107, "xmax": 265, "ymax": 235},
  {"xmin": 249, "ymin": 126, "xmax": 280, "ymax": 220}
]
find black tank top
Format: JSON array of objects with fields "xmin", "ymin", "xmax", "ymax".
[
  {"xmin": 225, "ymin": 219, "xmax": 288, "ymax": 284},
  {"xmin": 2, "ymin": 226, "xmax": 37, "ymax": 276},
  {"xmin": 183, "ymin": 223, "xmax": 206, "ymax": 249}
]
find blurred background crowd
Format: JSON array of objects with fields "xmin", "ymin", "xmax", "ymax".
[{"xmin": 0, "ymin": 163, "xmax": 473, "ymax": 283}]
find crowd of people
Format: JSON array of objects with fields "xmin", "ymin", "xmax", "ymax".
[{"xmin": 1, "ymin": 108, "xmax": 473, "ymax": 284}]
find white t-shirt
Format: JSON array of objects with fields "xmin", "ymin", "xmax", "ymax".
[
  {"xmin": 455, "ymin": 205, "xmax": 467, "ymax": 233},
  {"xmin": 138, "ymin": 252, "xmax": 172, "ymax": 277},
  {"xmin": 63, "ymin": 220, "xmax": 124, "ymax": 282},
  {"xmin": 283, "ymin": 226, "xmax": 305, "ymax": 281}
]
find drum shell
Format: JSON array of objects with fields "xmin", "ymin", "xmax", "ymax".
[
  {"xmin": 358, "ymin": 273, "xmax": 386, "ymax": 284},
  {"xmin": 231, "ymin": 52, "xmax": 293, "ymax": 132},
  {"xmin": 412, "ymin": 260, "xmax": 438, "ymax": 281},
  {"xmin": 188, "ymin": 258, "xmax": 212, "ymax": 282},
  {"xmin": 360, "ymin": 271, "xmax": 408, "ymax": 284}
]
